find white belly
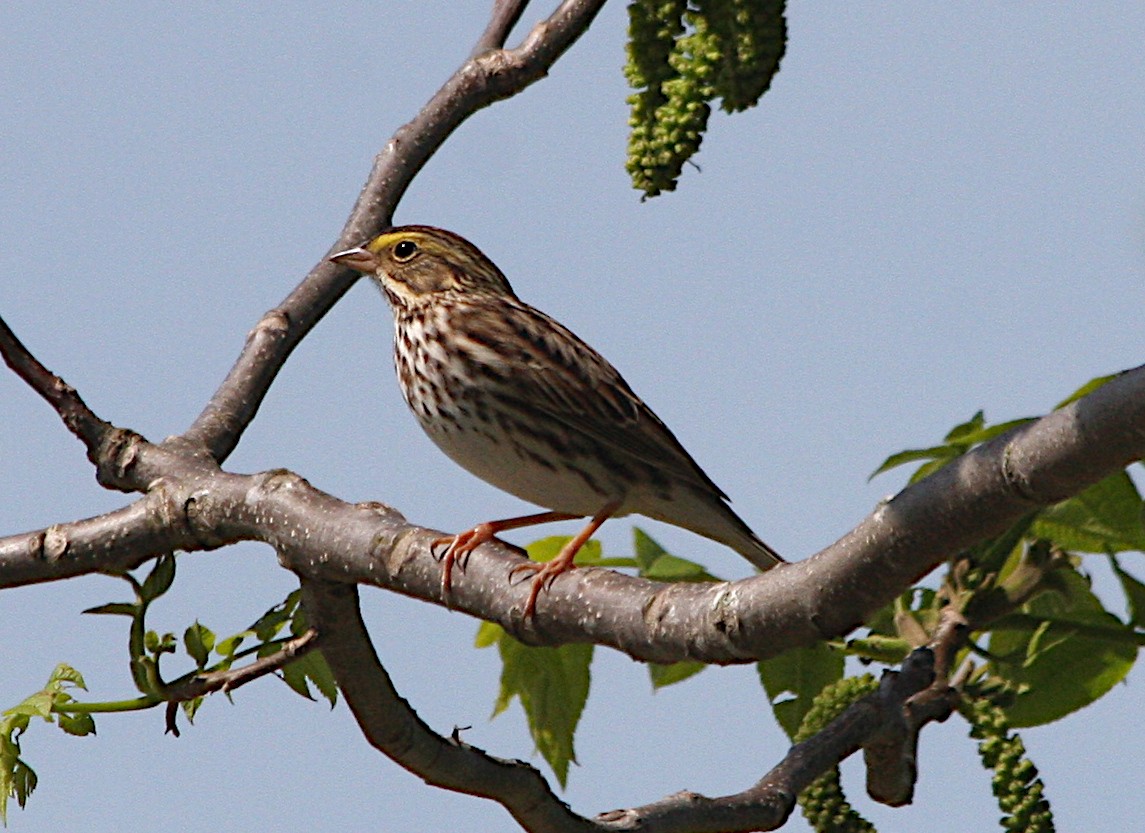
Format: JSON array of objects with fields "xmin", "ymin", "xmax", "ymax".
[{"xmin": 417, "ymin": 415, "xmax": 625, "ymax": 517}]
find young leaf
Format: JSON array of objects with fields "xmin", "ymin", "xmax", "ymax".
[
  {"xmin": 279, "ymin": 648, "xmax": 338, "ymax": 707},
  {"xmin": 474, "ymin": 621, "xmax": 503, "ymax": 649},
  {"xmin": 183, "ymin": 622, "xmax": 215, "ymax": 669},
  {"xmin": 298, "ymin": 650, "xmax": 338, "ymax": 707},
  {"xmin": 1111, "ymin": 556, "xmax": 1145, "ymax": 627},
  {"xmin": 648, "ymin": 661, "xmax": 706, "ymax": 689},
  {"xmin": 55, "ymin": 712, "xmax": 96, "ymax": 738},
  {"xmin": 492, "ymin": 631, "xmax": 592, "ymax": 788},
  {"xmin": 869, "ymin": 445, "xmax": 958, "ymax": 480},
  {"xmin": 633, "ymin": 528, "xmax": 719, "ymax": 582},
  {"xmin": 82, "ymin": 602, "xmax": 140, "ymax": 618},
  {"xmin": 250, "ymin": 593, "xmax": 299, "ymax": 641},
  {"xmin": 214, "ymin": 634, "xmax": 246, "ymax": 658},
  {"xmin": 1055, "ymin": 373, "xmax": 1116, "ymax": 409},
  {"xmin": 945, "ymin": 410, "xmax": 986, "ymax": 441},
  {"xmin": 139, "ymin": 553, "xmax": 176, "ymax": 603},
  {"xmin": 525, "ymin": 536, "xmax": 602, "ymax": 565},
  {"xmin": 1031, "ymin": 471, "xmax": 1145, "ymax": 553},
  {"xmin": 758, "ymin": 643, "xmax": 845, "ymax": 740},
  {"xmin": 46, "ymin": 664, "xmax": 86, "ymax": 691},
  {"xmin": 988, "ymin": 569, "xmax": 1136, "ymax": 727}
]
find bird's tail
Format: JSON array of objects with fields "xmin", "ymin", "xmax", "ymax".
[{"xmin": 735, "ymin": 530, "xmax": 784, "ymax": 572}]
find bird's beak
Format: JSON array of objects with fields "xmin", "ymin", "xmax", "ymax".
[{"xmin": 329, "ymin": 246, "xmax": 380, "ymax": 273}]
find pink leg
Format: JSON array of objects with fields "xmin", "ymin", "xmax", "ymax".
[
  {"xmin": 434, "ymin": 510, "xmax": 582, "ymax": 599},
  {"xmin": 510, "ymin": 501, "xmax": 620, "ymax": 617}
]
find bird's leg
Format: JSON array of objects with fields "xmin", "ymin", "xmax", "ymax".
[
  {"xmin": 511, "ymin": 500, "xmax": 620, "ymax": 618},
  {"xmin": 434, "ymin": 510, "xmax": 582, "ymax": 599}
]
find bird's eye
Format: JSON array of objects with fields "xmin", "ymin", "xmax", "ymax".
[{"xmin": 393, "ymin": 240, "xmax": 419, "ymax": 261}]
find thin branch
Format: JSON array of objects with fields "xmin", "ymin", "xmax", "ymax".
[
  {"xmin": 165, "ymin": 628, "xmax": 320, "ymax": 702},
  {"xmin": 0, "ymin": 314, "xmax": 146, "ymax": 491},
  {"xmin": 299, "ymin": 580, "xmax": 596, "ymax": 833},
  {"xmin": 473, "ymin": 0, "xmax": 531, "ymax": 55},
  {"xmin": 162, "ymin": 628, "xmax": 320, "ymax": 735},
  {"xmin": 181, "ymin": 0, "xmax": 607, "ymax": 464}
]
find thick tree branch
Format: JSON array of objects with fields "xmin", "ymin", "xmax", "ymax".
[
  {"xmin": 182, "ymin": 0, "xmax": 606, "ymax": 464},
  {"xmin": 4, "ymin": 358, "xmax": 1143, "ymax": 667}
]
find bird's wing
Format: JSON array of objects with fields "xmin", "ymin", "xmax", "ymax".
[{"xmin": 481, "ymin": 300, "xmax": 733, "ymax": 501}]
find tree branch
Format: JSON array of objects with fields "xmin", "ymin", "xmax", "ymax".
[
  {"xmin": 473, "ymin": 0, "xmax": 532, "ymax": 55},
  {"xmin": 299, "ymin": 579, "xmax": 595, "ymax": 833},
  {"xmin": 4, "ymin": 359, "xmax": 1143, "ymax": 668},
  {"xmin": 304, "ymin": 573, "xmax": 961, "ymax": 833}
]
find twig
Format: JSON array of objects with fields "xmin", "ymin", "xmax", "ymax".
[
  {"xmin": 162, "ymin": 628, "xmax": 321, "ymax": 735},
  {"xmin": 0, "ymin": 314, "xmax": 143, "ymax": 490},
  {"xmin": 473, "ymin": 0, "xmax": 531, "ymax": 55}
]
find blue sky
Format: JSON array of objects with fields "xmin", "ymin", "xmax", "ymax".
[{"xmin": 2, "ymin": 3, "xmax": 1143, "ymax": 831}]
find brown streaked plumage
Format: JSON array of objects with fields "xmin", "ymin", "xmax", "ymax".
[{"xmin": 331, "ymin": 225, "xmax": 783, "ymax": 616}]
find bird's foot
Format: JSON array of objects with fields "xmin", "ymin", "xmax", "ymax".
[
  {"xmin": 509, "ymin": 554, "xmax": 578, "ymax": 618},
  {"xmin": 432, "ymin": 525, "xmax": 527, "ymax": 602}
]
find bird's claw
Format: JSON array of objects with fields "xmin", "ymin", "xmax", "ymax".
[
  {"xmin": 432, "ymin": 524, "xmax": 528, "ymax": 602},
  {"xmin": 509, "ymin": 559, "xmax": 575, "ymax": 618}
]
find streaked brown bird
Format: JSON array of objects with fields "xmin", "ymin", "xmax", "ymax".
[{"xmin": 331, "ymin": 226, "xmax": 783, "ymax": 615}]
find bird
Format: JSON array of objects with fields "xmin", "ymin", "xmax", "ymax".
[{"xmin": 330, "ymin": 226, "xmax": 783, "ymax": 616}]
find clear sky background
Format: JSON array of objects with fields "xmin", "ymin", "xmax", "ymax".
[{"xmin": 2, "ymin": 3, "xmax": 1143, "ymax": 831}]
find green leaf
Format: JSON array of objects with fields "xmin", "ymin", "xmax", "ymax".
[
  {"xmin": 55, "ymin": 711, "xmax": 96, "ymax": 737},
  {"xmin": 525, "ymin": 536, "xmax": 602, "ymax": 565},
  {"xmin": 300, "ymin": 650, "xmax": 338, "ymax": 707},
  {"xmin": 250, "ymin": 591, "xmax": 301, "ymax": 641},
  {"xmin": 183, "ymin": 621, "xmax": 215, "ymax": 669},
  {"xmin": 474, "ymin": 621, "xmax": 502, "ymax": 649},
  {"xmin": 870, "ymin": 417, "xmax": 1034, "ymax": 483},
  {"xmin": 181, "ymin": 697, "xmax": 205, "ymax": 724},
  {"xmin": 280, "ymin": 657, "xmax": 315, "ymax": 700},
  {"xmin": 945, "ymin": 410, "xmax": 986, "ymax": 441},
  {"xmin": 1112, "ymin": 557, "xmax": 1145, "ymax": 627},
  {"xmin": 1055, "ymin": 373, "xmax": 1116, "ymax": 409},
  {"xmin": 758, "ymin": 643, "xmax": 845, "ymax": 740},
  {"xmin": 1031, "ymin": 471, "xmax": 1145, "ymax": 553},
  {"xmin": 0, "ymin": 751, "xmax": 37, "ymax": 824},
  {"xmin": 81, "ymin": 602, "xmax": 140, "ymax": 617},
  {"xmin": 648, "ymin": 661, "xmax": 706, "ymax": 689},
  {"xmin": 47, "ymin": 664, "xmax": 86, "ymax": 691},
  {"xmin": 4, "ymin": 693, "xmax": 54, "ymax": 720},
  {"xmin": 842, "ymin": 634, "xmax": 910, "ymax": 664},
  {"xmin": 633, "ymin": 528, "xmax": 718, "ymax": 582},
  {"xmin": 989, "ymin": 569, "xmax": 1136, "ymax": 727},
  {"xmin": 492, "ymin": 631, "xmax": 592, "ymax": 787},
  {"xmin": 969, "ymin": 513, "xmax": 1038, "ymax": 574},
  {"xmin": 139, "ymin": 553, "xmax": 176, "ymax": 602},
  {"xmin": 941, "ymin": 418, "xmax": 1034, "ymax": 449},
  {"xmin": 869, "ymin": 445, "xmax": 958, "ymax": 480},
  {"xmin": 144, "ymin": 630, "xmax": 176, "ymax": 656},
  {"xmin": 214, "ymin": 634, "xmax": 245, "ymax": 658}
]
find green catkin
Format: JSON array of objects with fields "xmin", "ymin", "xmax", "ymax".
[
  {"xmin": 962, "ymin": 696, "xmax": 1055, "ymax": 833},
  {"xmin": 625, "ymin": 0, "xmax": 688, "ymax": 196},
  {"xmin": 625, "ymin": 0, "xmax": 787, "ymax": 196},
  {"xmin": 794, "ymin": 675, "xmax": 879, "ymax": 833},
  {"xmin": 706, "ymin": 0, "xmax": 786, "ymax": 112}
]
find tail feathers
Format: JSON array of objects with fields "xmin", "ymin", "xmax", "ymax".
[{"xmin": 738, "ymin": 531, "xmax": 785, "ymax": 572}]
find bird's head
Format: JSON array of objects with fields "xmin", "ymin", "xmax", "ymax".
[{"xmin": 330, "ymin": 225, "xmax": 516, "ymax": 305}]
